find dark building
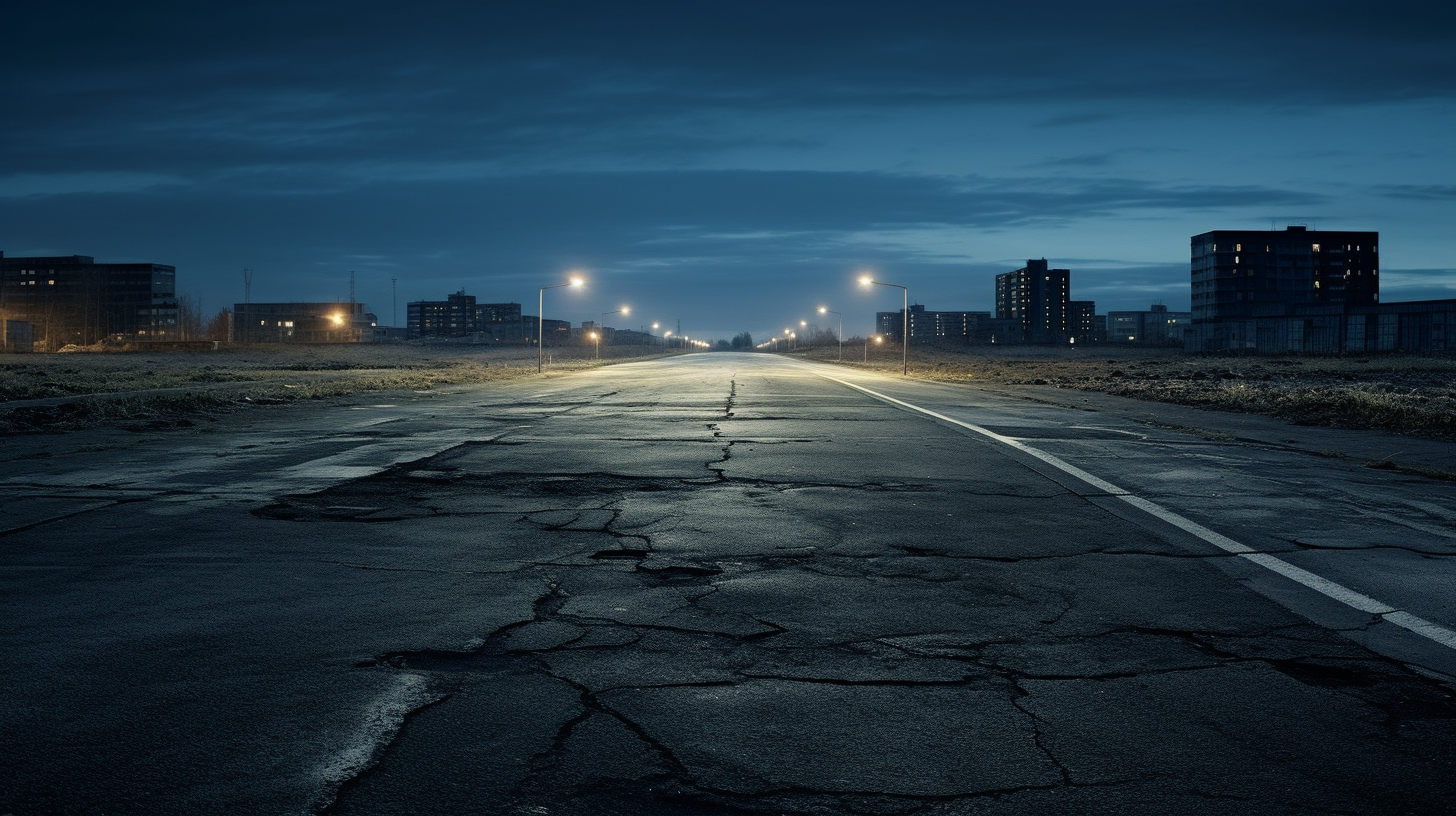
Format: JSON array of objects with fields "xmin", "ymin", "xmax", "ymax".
[
  {"xmin": 877, "ymin": 305, "xmax": 991, "ymax": 344},
  {"xmin": 995, "ymin": 259, "xmax": 1071, "ymax": 343},
  {"xmin": 1191, "ymin": 226, "xmax": 1379, "ymax": 325},
  {"xmin": 1107, "ymin": 303, "xmax": 1191, "ymax": 345},
  {"xmin": 408, "ymin": 291, "xmax": 479, "ymax": 338},
  {"xmin": 0, "ymin": 253, "xmax": 178, "ymax": 349},
  {"xmin": 1188, "ymin": 226, "xmax": 1452, "ymax": 352},
  {"xmin": 408, "ymin": 292, "xmax": 527, "ymax": 342},
  {"xmin": 233, "ymin": 302, "xmax": 372, "ymax": 343},
  {"xmin": 1068, "ymin": 300, "xmax": 1105, "ymax": 344},
  {"xmin": 477, "ymin": 302, "xmax": 527, "ymax": 343}
]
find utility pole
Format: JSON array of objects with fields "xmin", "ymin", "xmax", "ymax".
[{"xmin": 391, "ymin": 278, "xmax": 398, "ymax": 328}]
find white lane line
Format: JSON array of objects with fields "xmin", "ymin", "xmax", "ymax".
[{"xmin": 819, "ymin": 373, "xmax": 1456, "ymax": 653}]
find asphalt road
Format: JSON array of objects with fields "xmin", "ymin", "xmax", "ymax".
[{"xmin": 4, "ymin": 352, "xmax": 1456, "ymax": 815}]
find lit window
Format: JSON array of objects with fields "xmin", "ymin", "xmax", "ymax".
[
  {"xmin": 1312, "ymin": 244, "xmax": 1320, "ymax": 252},
  {"xmin": 1236, "ymin": 244, "xmax": 1242, "ymax": 251}
]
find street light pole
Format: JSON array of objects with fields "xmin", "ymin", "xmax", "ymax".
[
  {"xmin": 539, "ymin": 275, "xmax": 584, "ymax": 373},
  {"xmin": 859, "ymin": 276, "xmax": 908, "ymax": 375},
  {"xmin": 818, "ymin": 306, "xmax": 841, "ymax": 360},
  {"xmin": 599, "ymin": 307, "xmax": 628, "ymax": 359}
]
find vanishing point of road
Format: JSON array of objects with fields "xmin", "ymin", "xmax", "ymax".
[{"xmin": 4, "ymin": 352, "xmax": 1456, "ymax": 814}]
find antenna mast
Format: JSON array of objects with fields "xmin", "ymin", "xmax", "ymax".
[{"xmin": 243, "ymin": 268, "xmax": 252, "ymax": 304}]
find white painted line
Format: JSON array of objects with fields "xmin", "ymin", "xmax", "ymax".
[{"xmin": 819, "ymin": 373, "xmax": 1456, "ymax": 653}]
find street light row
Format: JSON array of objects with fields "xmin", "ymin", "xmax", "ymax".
[
  {"xmin": 537, "ymin": 273, "xmax": 685, "ymax": 372},
  {"xmin": 761, "ymin": 273, "xmax": 907, "ymax": 374},
  {"xmin": 543, "ymin": 270, "xmax": 909, "ymax": 375}
]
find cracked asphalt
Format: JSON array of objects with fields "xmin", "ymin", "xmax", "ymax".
[{"xmin": 4, "ymin": 352, "xmax": 1456, "ymax": 815}]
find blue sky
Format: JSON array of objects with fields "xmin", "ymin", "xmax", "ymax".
[{"xmin": 3, "ymin": 0, "xmax": 1453, "ymax": 340}]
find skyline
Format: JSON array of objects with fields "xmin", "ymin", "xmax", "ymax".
[{"xmin": 3, "ymin": 1, "xmax": 1453, "ymax": 340}]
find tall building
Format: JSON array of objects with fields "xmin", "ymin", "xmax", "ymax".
[
  {"xmin": 0, "ymin": 253, "xmax": 178, "ymax": 349},
  {"xmin": 1191, "ymin": 226, "xmax": 1378, "ymax": 325},
  {"xmin": 995, "ymin": 259, "xmax": 1071, "ymax": 343}
]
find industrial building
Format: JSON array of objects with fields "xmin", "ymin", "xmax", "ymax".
[{"xmin": 0, "ymin": 253, "xmax": 178, "ymax": 349}]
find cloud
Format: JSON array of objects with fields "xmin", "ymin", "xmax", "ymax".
[
  {"xmin": 5, "ymin": 1, "xmax": 1452, "ymax": 179},
  {"xmin": 1374, "ymin": 185, "xmax": 1456, "ymax": 201}
]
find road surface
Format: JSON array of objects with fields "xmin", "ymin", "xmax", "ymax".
[{"xmin": 4, "ymin": 352, "xmax": 1456, "ymax": 814}]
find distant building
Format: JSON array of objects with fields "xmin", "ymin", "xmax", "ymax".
[
  {"xmin": 0, "ymin": 252, "xmax": 178, "ymax": 349},
  {"xmin": 233, "ymin": 302, "xmax": 372, "ymax": 343},
  {"xmin": 408, "ymin": 291, "xmax": 479, "ymax": 338},
  {"xmin": 875, "ymin": 305, "xmax": 992, "ymax": 344},
  {"xmin": 1107, "ymin": 304, "xmax": 1191, "ymax": 345},
  {"xmin": 1188, "ymin": 226, "xmax": 1453, "ymax": 352},
  {"xmin": 1068, "ymin": 301, "xmax": 1105, "ymax": 344},
  {"xmin": 407, "ymin": 292, "xmax": 527, "ymax": 342},
  {"xmin": 996, "ymin": 259, "xmax": 1071, "ymax": 343}
]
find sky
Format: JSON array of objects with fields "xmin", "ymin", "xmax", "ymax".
[{"xmin": 3, "ymin": 0, "xmax": 1453, "ymax": 341}]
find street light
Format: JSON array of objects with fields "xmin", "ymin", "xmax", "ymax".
[
  {"xmin": 590, "ymin": 331, "xmax": 599, "ymax": 360},
  {"xmin": 818, "ymin": 306, "xmax": 842, "ymax": 360},
  {"xmin": 599, "ymin": 306, "xmax": 628, "ymax": 358},
  {"xmin": 859, "ymin": 274, "xmax": 908, "ymax": 375},
  {"xmin": 539, "ymin": 274, "xmax": 584, "ymax": 373},
  {"xmin": 866, "ymin": 333, "xmax": 882, "ymax": 362},
  {"xmin": 663, "ymin": 330, "xmax": 672, "ymax": 350}
]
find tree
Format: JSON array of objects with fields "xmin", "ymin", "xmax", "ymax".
[
  {"xmin": 203, "ymin": 309, "xmax": 232, "ymax": 341},
  {"xmin": 731, "ymin": 331, "xmax": 754, "ymax": 349},
  {"xmin": 177, "ymin": 293, "xmax": 204, "ymax": 341}
]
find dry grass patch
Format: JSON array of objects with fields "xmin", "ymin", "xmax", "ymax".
[
  {"xmin": 800, "ymin": 345, "xmax": 1456, "ymax": 441},
  {"xmin": 0, "ymin": 344, "xmax": 664, "ymax": 432}
]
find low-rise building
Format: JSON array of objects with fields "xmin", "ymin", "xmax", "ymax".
[
  {"xmin": 233, "ymin": 302, "xmax": 373, "ymax": 343},
  {"xmin": 1107, "ymin": 304, "xmax": 1191, "ymax": 345}
]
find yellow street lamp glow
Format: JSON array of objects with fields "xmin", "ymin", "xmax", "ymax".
[
  {"xmin": 860, "ymin": 274, "xmax": 909, "ymax": 375},
  {"xmin": 818, "ymin": 305, "xmax": 843, "ymax": 360},
  {"xmin": 540, "ymin": 273, "xmax": 587, "ymax": 373}
]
